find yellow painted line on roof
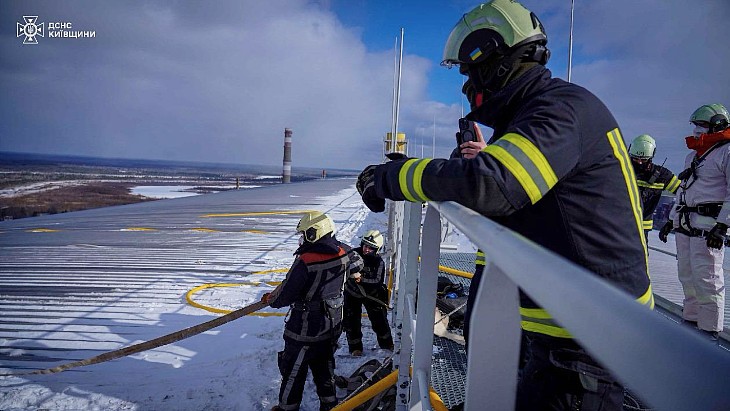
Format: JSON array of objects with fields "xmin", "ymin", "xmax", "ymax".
[
  {"xmin": 186, "ymin": 282, "xmax": 284, "ymax": 316},
  {"xmin": 242, "ymin": 229, "xmax": 268, "ymax": 234},
  {"xmin": 200, "ymin": 210, "xmax": 317, "ymax": 218},
  {"xmin": 26, "ymin": 228, "xmax": 60, "ymax": 233},
  {"xmin": 252, "ymin": 268, "xmax": 289, "ymax": 275},
  {"xmin": 123, "ymin": 227, "xmax": 157, "ymax": 231},
  {"xmin": 191, "ymin": 228, "xmax": 220, "ymax": 232}
]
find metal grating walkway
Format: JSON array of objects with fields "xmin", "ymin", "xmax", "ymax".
[{"xmin": 431, "ymin": 252, "xmax": 473, "ymax": 409}]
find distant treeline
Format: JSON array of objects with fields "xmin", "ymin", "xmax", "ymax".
[{"xmin": 1, "ymin": 183, "xmax": 152, "ymax": 220}]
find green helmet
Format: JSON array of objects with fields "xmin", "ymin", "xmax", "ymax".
[
  {"xmin": 628, "ymin": 135, "xmax": 656, "ymax": 160},
  {"xmin": 441, "ymin": 0, "xmax": 549, "ymax": 68},
  {"xmin": 297, "ymin": 211, "xmax": 334, "ymax": 243},
  {"xmin": 690, "ymin": 104, "xmax": 730, "ymax": 133},
  {"xmin": 361, "ymin": 229, "xmax": 384, "ymax": 251}
]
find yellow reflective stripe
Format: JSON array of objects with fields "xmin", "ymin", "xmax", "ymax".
[
  {"xmin": 636, "ymin": 285, "xmax": 655, "ymax": 309},
  {"xmin": 521, "ymin": 285, "xmax": 653, "ymax": 339},
  {"xmin": 606, "ymin": 128, "xmax": 648, "ymax": 271},
  {"xmin": 502, "ymin": 133, "xmax": 558, "ymax": 188},
  {"xmin": 475, "ymin": 250, "xmax": 486, "ymax": 266},
  {"xmin": 666, "ymin": 176, "xmax": 680, "ymax": 193},
  {"xmin": 636, "ymin": 180, "xmax": 665, "ymax": 190},
  {"xmin": 521, "ymin": 321, "xmax": 574, "ymax": 338},
  {"xmin": 519, "ymin": 307, "xmax": 572, "ymax": 338},
  {"xmin": 412, "ymin": 159, "xmax": 432, "ymax": 202},
  {"xmin": 483, "ymin": 145, "xmax": 542, "ymax": 204},
  {"xmin": 643, "ymin": 220, "xmax": 654, "ymax": 229},
  {"xmin": 398, "ymin": 159, "xmax": 418, "ymax": 202}
]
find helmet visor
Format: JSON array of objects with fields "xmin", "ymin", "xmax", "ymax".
[{"xmin": 442, "ymin": 17, "xmax": 474, "ymax": 67}]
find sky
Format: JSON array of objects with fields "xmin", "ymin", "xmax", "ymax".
[{"xmin": 1, "ymin": 0, "xmax": 729, "ymax": 173}]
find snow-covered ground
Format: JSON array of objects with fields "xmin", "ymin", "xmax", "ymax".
[{"xmin": 1, "ymin": 182, "xmax": 467, "ymax": 411}]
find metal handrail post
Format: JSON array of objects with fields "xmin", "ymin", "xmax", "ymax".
[
  {"xmin": 409, "ymin": 205, "xmax": 440, "ymax": 410},
  {"xmin": 394, "ymin": 202, "xmax": 423, "ymax": 410},
  {"xmin": 465, "ymin": 263, "xmax": 520, "ymax": 409}
]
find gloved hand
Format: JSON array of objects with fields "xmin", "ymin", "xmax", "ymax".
[
  {"xmin": 706, "ymin": 222, "xmax": 728, "ymax": 249},
  {"xmin": 385, "ymin": 152, "xmax": 410, "ymax": 161},
  {"xmin": 357, "ymin": 165, "xmax": 385, "ymax": 212},
  {"xmin": 351, "ymin": 272, "xmax": 362, "ymax": 283},
  {"xmin": 658, "ymin": 221, "xmax": 673, "ymax": 243},
  {"xmin": 261, "ymin": 292, "xmax": 272, "ymax": 304}
]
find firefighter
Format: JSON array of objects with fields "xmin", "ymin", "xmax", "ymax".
[
  {"xmin": 659, "ymin": 103, "xmax": 730, "ymax": 342},
  {"xmin": 356, "ymin": 1, "xmax": 652, "ymax": 409},
  {"xmin": 628, "ymin": 134, "xmax": 681, "ymax": 240},
  {"xmin": 343, "ymin": 230, "xmax": 394, "ymax": 356},
  {"xmin": 264, "ymin": 211, "xmax": 364, "ymax": 411}
]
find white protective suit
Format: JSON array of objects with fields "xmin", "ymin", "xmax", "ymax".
[{"xmin": 669, "ymin": 142, "xmax": 730, "ymax": 332}]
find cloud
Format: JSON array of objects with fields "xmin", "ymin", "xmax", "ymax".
[
  {"xmin": 564, "ymin": 0, "xmax": 730, "ymax": 172},
  {"xmin": 0, "ymin": 0, "xmax": 430, "ymax": 170}
]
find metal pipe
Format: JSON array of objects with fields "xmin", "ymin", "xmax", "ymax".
[{"xmin": 567, "ymin": 0, "xmax": 575, "ymax": 82}]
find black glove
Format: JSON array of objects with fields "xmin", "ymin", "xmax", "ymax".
[
  {"xmin": 677, "ymin": 167, "xmax": 693, "ymax": 182},
  {"xmin": 706, "ymin": 222, "xmax": 728, "ymax": 249},
  {"xmin": 357, "ymin": 165, "xmax": 385, "ymax": 212},
  {"xmin": 385, "ymin": 152, "xmax": 410, "ymax": 161},
  {"xmin": 658, "ymin": 221, "xmax": 673, "ymax": 243}
]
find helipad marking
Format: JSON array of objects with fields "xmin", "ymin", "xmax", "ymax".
[
  {"xmin": 242, "ymin": 229, "xmax": 268, "ymax": 234},
  {"xmin": 26, "ymin": 228, "xmax": 60, "ymax": 233},
  {"xmin": 186, "ymin": 282, "xmax": 285, "ymax": 316},
  {"xmin": 200, "ymin": 210, "xmax": 317, "ymax": 218},
  {"xmin": 191, "ymin": 228, "xmax": 220, "ymax": 232},
  {"xmin": 123, "ymin": 227, "xmax": 158, "ymax": 231}
]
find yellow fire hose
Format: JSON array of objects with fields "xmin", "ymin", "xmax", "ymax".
[{"xmin": 331, "ymin": 368, "xmax": 448, "ymax": 411}]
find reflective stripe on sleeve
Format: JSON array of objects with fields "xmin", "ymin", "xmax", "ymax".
[
  {"xmin": 665, "ymin": 175, "xmax": 680, "ymax": 193},
  {"xmin": 482, "ymin": 133, "xmax": 557, "ymax": 204},
  {"xmin": 397, "ymin": 158, "xmax": 432, "ymax": 202},
  {"xmin": 636, "ymin": 180, "xmax": 666, "ymax": 190},
  {"xmin": 643, "ymin": 220, "xmax": 654, "ymax": 230}
]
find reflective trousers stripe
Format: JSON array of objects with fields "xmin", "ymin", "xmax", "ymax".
[{"xmin": 521, "ymin": 285, "xmax": 654, "ymax": 338}]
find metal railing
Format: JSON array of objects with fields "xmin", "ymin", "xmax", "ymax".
[{"xmin": 391, "ymin": 200, "xmax": 730, "ymax": 411}]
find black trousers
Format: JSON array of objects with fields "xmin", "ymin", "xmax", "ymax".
[
  {"xmin": 516, "ymin": 333, "xmax": 624, "ymax": 411},
  {"xmin": 343, "ymin": 289, "xmax": 393, "ymax": 352},
  {"xmin": 277, "ymin": 340, "xmax": 338, "ymax": 411}
]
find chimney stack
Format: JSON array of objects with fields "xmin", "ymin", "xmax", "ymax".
[{"xmin": 282, "ymin": 128, "xmax": 292, "ymax": 183}]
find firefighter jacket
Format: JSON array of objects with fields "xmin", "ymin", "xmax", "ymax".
[
  {"xmin": 633, "ymin": 163, "xmax": 680, "ymax": 230},
  {"xmin": 669, "ymin": 140, "xmax": 730, "ymax": 232},
  {"xmin": 269, "ymin": 235, "xmax": 364, "ymax": 344},
  {"xmin": 345, "ymin": 247, "xmax": 386, "ymax": 299},
  {"xmin": 372, "ymin": 66, "xmax": 653, "ymax": 338}
]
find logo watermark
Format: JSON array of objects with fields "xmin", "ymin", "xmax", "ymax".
[
  {"xmin": 16, "ymin": 16, "xmax": 44, "ymax": 45},
  {"xmin": 16, "ymin": 16, "xmax": 95, "ymax": 45}
]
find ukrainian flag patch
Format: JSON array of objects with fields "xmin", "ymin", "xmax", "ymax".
[{"xmin": 470, "ymin": 48, "xmax": 483, "ymax": 61}]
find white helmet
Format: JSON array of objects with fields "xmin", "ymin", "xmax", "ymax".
[
  {"xmin": 361, "ymin": 230, "xmax": 384, "ymax": 252},
  {"xmin": 296, "ymin": 211, "xmax": 334, "ymax": 243}
]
